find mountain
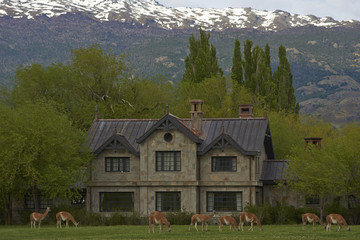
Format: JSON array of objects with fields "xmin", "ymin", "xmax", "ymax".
[
  {"xmin": 1, "ymin": 0, "xmax": 360, "ymax": 126},
  {"xmin": 1, "ymin": 0, "xmax": 358, "ymax": 31}
]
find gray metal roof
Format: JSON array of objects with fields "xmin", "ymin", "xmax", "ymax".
[
  {"xmin": 260, "ymin": 160, "xmax": 289, "ymax": 185},
  {"xmin": 185, "ymin": 118, "xmax": 269, "ymax": 154},
  {"xmin": 86, "ymin": 114, "xmax": 274, "ymax": 158}
]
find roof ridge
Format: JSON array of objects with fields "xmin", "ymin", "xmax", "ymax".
[
  {"xmin": 181, "ymin": 118, "xmax": 267, "ymax": 120},
  {"xmin": 97, "ymin": 119, "xmax": 159, "ymax": 121}
]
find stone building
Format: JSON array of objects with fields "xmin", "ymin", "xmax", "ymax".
[{"xmin": 85, "ymin": 100, "xmax": 279, "ymax": 216}]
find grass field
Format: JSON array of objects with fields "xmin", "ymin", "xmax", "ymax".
[{"xmin": 1, "ymin": 225, "xmax": 359, "ymax": 240}]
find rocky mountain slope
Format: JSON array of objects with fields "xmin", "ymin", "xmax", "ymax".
[{"xmin": 0, "ymin": 0, "xmax": 360, "ymax": 126}]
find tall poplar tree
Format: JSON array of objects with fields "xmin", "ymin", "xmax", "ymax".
[
  {"xmin": 182, "ymin": 29, "xmax": 223, "ymax": 83},
  {"xmin": 243, "ymin": 39, "xmax": 254, "ymax": 89},
  {"xmin": 273, "ymin": 45, "xmax": 298, "ymax": 113},
  {"xmin": 231, "ymin": 39, "xmax": 243, "ymax": 85}
]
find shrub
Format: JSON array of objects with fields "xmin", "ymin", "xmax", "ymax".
[
  {"xmin": 106, "ymin": 212, "xmax": 126, "ymax": 226},
  {"xmin": 244, "ymin": 203, "xmax": 321, "ymax": 225},
  {"xmin": 344, "ymin": 206, "xmax": 360, "ymax": 225},
  {"xmin": 105, "ymin": 212, "xmax": 142, "ymax": 226},
  {"xmin": 324, "ymin": 201, "xmax": 345, "ymax": 216},
  {"xmin": 80, "ymin": 211, "xmax": 105, "ymax": 226},
  {"xmin": 165, "ymin": 209, "xmax": 193, "ymax": 225}
]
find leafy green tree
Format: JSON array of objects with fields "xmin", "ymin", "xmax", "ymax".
[
  {"xmin": 276, "ymin": 117, "xmax": 359, "ymax": 216},
  {"xmin": 0, "ymin": 101, "xmax": 92, "ymax": 222},
  {"xmin": 175, "ymin": 75, "xmax": 230, "ymax": 118},
  {"xmin": 325, "ymin": 123, "xmax": 360, "ymax": 197},
  {"xmin": 230, "ymin": 81, "xmax": 254, "ymax": 117},
  {"xmin": 231, "ymin": 39, "xmax": 243, "ymax": 85},
  {"xmin": 119, "ymin": 75, "xmax": 174, "ymax": 119},
  {"xmin": 182, "ymin": 29, "xmax": 223, "ymax": 83},
  {"xmin": 11, "ymin": 45, "xmax": 172, "ymax": 130}
]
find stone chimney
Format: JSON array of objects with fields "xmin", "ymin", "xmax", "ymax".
[
  {"xmin": 190, "ymin": 99, "xmax": 203, "ymax": 134},
  {"xmin": 238, "ymin": 104, "xmax": 253, "ymax": 118},
  {"xmin": 304, "ymin": 137, "xmax": 322, "ymax": 148}
]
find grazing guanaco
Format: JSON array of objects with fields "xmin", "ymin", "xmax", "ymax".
[
  {"xmin": 188, "ymin": 211, "xmax": 216, "ymax": 232},
  {"xmin": 30, "ymin": 207, "xmax": 51, "ymax": 228},
  {"xmin": 148, "ymin": 211, "xmax": 171, "ymax": 233},
  {"xmin": 326, "ymin": 214, "xmax": 350, "ymax": 232},
  {"xmin": 56, "ymin": 211, "xmax": 79, "ymax": 228},
  {"xmin": 301, "ymin": 213, "xmax": 325, "ymax": 230},
  {"xmin": 239, "ymin": 212, "xmax": 263, "ymax": 231},
  {"xmin": 219, "ymin": 215, "xmax": 239, "ymax": 231}
]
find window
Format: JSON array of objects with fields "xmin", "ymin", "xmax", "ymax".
[
  {"xmin": 305, "ymin": 195, "xmax": 320, "ymax": 205},
  {"xmin": 156, "ymin": 151, "xmax": 181, "ymax": 171},
  {"xmin": 212, "ymin": 156, "xmax": 236, "ymax": 172},
  {"xmin": 255, "ymin": 156, "xmax": 260, "ymax": 174},
  {"xmin": 156, "ymin": 192, "xmax": 181, "ymax": 211},
  {"xmin": 24, "ymin": 194, "xmax": 35, "ymax": 209},
  {"xmin": 71, "ymin": 188, "xmax": 87, "ymax": 205},
  {"xmin": 105, "ymin": 157, "xmax": 130, "ymax": 172},
  {"xmin": 348, "ymin": 195, "xmax": 360, "ymax": 209},
  {"xmin": 24, "ymin": 193, "xmax": 52, "ymax": 209},
  {"xmin": 164, "ymin": 133, "xmax": 173, "ymax": 142},
  {"xmin": 207, "ymin": 192, "xmax": 242, "ymax": 212},
  {"xmin": 100, "ymin": 192, "xmax": 134, "ymax": 212},
  {"xmin": 256, "ymin": 191, "xmax": 262, "ymax": 205}
]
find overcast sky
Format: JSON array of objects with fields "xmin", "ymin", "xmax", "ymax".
[{"xmin": 156, "ymin": 0, "xmax": 359, "ymax": 21}]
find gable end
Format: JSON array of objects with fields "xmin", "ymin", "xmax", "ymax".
[
  {"xmin": 136, "ymin": 114, "xmax": 203, "ymax": 144},
  {"xmin": 198, "ymin": 132, "xmax": 260, "ymax": 156},
  {"xmin": 94, "ymin": 134, "xmax": 139, "ymax": 156}
]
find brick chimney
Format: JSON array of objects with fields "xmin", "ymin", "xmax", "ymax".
[
  {"xmin": 190, "ymin": 99, "xmax": 203, "ymax": 134},
  {"xmin": 304, "ymin": 137, "xmax": 322, "ymax": 148},
  {"xmin": 238, "ymin": 104, "xmax": 253, "ymax": 118}
]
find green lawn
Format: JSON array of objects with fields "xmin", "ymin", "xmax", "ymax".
[{"xmin": 1, "ymin": 225, "xmax": 359, "ymax": 240}]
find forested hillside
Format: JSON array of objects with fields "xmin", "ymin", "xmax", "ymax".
[{"xmin": 1, "ymin": 14, "xmax": 360, "ymax": 125}]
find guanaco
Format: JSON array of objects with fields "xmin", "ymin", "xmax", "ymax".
[
  {"xmin": 188, "ymin": 211, "xmax": 216, "ymax": 232},
  {"xmin": 148, "ymin": 211, "xmax": 171, "ymax": 233},
  {"xmin": 56, "ymin": 211, "xmax": 79, "ymax": 228},
  {"xmin": 239, "ymin": 212, "xmax": 263, "ymax": 231},
  {"xmin": 30, "ymin": 207, "xmax": 51, "ymax": 228},
  {"xmin": 219, "ymin": 215, "xmax": 239, "ymax": 231},
  {"xmin": 326, "ymin": 214, "xmax": 350, "ymax": 232},
  {"xmin": 301, "ymin": 213, "xmax": 325, "ymax": 230}
]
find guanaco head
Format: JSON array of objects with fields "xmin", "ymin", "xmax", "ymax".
[{"xmin": 168, "ymin": 221, "xmax": 171, "ymax": 232}]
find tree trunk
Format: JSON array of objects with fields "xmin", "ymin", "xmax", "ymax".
[
  {"xmin": 3, "ymin": 193, "xmax": 13, "ymax": 225},
  {"xmin": 32, "ymin": 187, "xmax": 39, "ymax": 213},
  {"xmin": 320, "ymin": 197, "xmax": 325, "ymax": 220}
]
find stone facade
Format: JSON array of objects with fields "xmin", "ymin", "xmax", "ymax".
[{"xmin": 85, "ymin": 102, "xmax": 276, "ymax": 217}]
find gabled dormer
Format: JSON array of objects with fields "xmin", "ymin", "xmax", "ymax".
[
  {"xmin": 93, "ymin": 130, "xmax": 139, "ymax": 156},
  {"xmin": 198, "ymin": 131, "xmax": 259, "ymax": 156},
  {"xmin": 136, "ymin": 113, "xmax": 203, "ymax": 144}
]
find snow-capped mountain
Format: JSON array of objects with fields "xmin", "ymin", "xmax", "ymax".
[{"xmin": 0, "ymin": 0, "xmax": 358, "ymax": 31}]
